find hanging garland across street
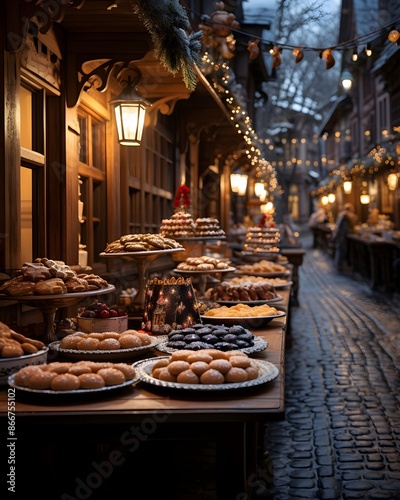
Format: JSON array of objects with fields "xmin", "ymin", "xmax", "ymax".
[{"xmin": 130, "ymin": 0, "xmax": 203, "ymax": 90}]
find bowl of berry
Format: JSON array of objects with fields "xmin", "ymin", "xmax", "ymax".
[{"xmin": 77, "ymin": 300, "xmax": 128, "ymax": 333}]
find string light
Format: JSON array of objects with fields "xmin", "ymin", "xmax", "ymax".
[
  {"xmin": 352, "ymin": 47, "xmax": 358, "ymax": 61},
  {"xmin": 388, "ymin": 28, "xmax": 400, "ymax": 43},
  {"xmin": 365, "ymin": 43, "xmax": 372, "ymax": 56}
]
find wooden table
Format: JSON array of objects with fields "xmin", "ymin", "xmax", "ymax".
[{"xmin": 0, "ymin": 289, "xmax": 290, "ymax": 498}]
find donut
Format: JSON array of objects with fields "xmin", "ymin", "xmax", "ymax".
[
  {"xmin": 97, "ymin": 368, "xmax": 125, "ymax": 385},
  {"xmin": 51, "ymin": 373, "xmax": 81, "ymax": 391},
  {"xmin": 119, "ymin": 334, "xmax": 142, "ymax": 349},
  {"xmin": 78, "ymin": 373, "xmax": 106, "ymax": 389},
  {"xmin": 28, "ymin": 370, "xmax": 57, "ymax": 389},
  {"xmin": 167, "ymin": 360, "xmax": 190, "ymax": 375},
  {"xmin": 209, "ymin": 359, "xmax": 232, "ymax": 374},
  {"xmin": 225, "ymin": 367, "xmax": 248, "ymax": 383},
  {"xmin": 189, "ymin": 361, "xmax": 210, "ymax": 376},
  {"xmin": 98, "ymin": 338, "xmax": 121, "ymax": 350},
  {"xmin": 177, "ymin": 369, "xmax": 200, "ymax": 384},
  {"xmin": 77, "ymin": 338, "xmax": 100, "ymax": 351},
  {"xmin": 200, "ymin": 369, "xmax": 225, "ymax": 385}
]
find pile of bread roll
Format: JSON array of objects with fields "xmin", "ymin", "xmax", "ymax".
[
  {"xmin": 0, "ymin": 258, "xmax": 110, "ymax": 296},
  {"xmin": 0, "ymin": 322, "xmax": 45, "ymax": 358},
  {"xmin": 150, "ymin": 349, "xmax": 259, "ymax": 385},
  {"xmin": 13, "ymin": 361, "xmax": 136, "ymax": 390},
  {"xmin": 59, "ymin": 330, "xmax": 152, "ymax": 351}
]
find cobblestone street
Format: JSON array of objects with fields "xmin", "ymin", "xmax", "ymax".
[{"xmin": 262, "ymin": 228, "xmax": 400, "ymax": 500}]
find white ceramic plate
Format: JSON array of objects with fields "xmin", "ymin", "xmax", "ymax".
[
  {"xmin": 155, "ymin": 336, "xmax": 269, "ymax": 355},
  {"xmin": 7, "ymin": 373, "xmax": 138, "ymax": 395},
  {"xmin": 48, "ymin": 335, "xmax": 164, "ymax": 361},
  {"xmin": 134, "ymin": 357, "xmax": 279, "ymax": 391}
]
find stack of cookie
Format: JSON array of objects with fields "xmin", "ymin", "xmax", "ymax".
[{"xmin": 104, "ymin": 233, "xmax": 183, "ymax": 253}]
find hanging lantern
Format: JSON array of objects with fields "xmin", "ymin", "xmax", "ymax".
[
  {"xmin": 360, "ymin": 194, "xmax": 370, "ymax": 204},
  {"xmin": 230, "ymin": 172, "xmax": 248, "ymax": 196},
  {"xmin": 110, "ymin": 65, "xmax": 151, "ymax": 146},
  {"xmin": 343, "ymin": 181, "xmax": 352, "ymax": 194},
  {"xmin": 328, "ymin": 193, "xmax": 335, "ymax": 204}
]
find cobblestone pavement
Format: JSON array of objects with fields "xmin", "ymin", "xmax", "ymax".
[{"xmin": 260, "ymin": 229, "xmax": 400, "ymax": 500}]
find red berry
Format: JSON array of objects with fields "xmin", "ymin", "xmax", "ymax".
[{"xmin": 99, "ymin": 309, "xmax": 111, "ymax": 319}]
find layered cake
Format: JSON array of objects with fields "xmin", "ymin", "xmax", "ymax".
[
  {"xmin": 159, "ymin": 211, "xmax": 196, "ymax": 238},
  {"xmin": 160, "ymin": 213, "xmax": 225, "ymax": 239},
  {"xmin": 242, "ymin": 227, "xmax": 280, "ymax": 254},
  {"xmin": 195, "ymin": 217, "xmax": 225, "ymax": 238}
]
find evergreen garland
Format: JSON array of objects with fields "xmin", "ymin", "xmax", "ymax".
[{"xmin": 130, "ymin": 0, "xmax": 203, "ymax": 91}]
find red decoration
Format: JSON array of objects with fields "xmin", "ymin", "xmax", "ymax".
[{"xmin": 173, "ymin": 184, "xmax": 191, "ymax": 210}]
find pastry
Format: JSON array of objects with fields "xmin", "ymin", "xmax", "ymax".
[
  {"xmin": 176, "ymin": 369, "xmax": 199, "ymax": 384},
  {"xmin": 34, "ymin": 278, "xmax": 67, "ymax": 295},
  {"xmin": 78, "ymin": 373, "xmax": 106, "ymax": 389},
  {"xmin": 96, "ymin": 368, "xmax": 125, "ymax": 385},
  {"xmin": 51, "ymin": 373, "xmax": 80, "ymax": 391}
]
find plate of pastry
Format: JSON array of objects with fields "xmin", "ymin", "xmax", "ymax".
[
  {"xmin": 49, "ymin": 332, "xmax": 165, "ymax": 361},
  {"xmin": 8, "ymin": 361, "xmax": 138, "ymax": 395},
  {"xmin": 133, "ymin": 354, "xmax": 279, "ymax": 391}
]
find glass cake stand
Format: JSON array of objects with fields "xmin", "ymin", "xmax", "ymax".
[
  {"xmin": 0, "ymin": 285, "xmax": 115, "ymax": 345},
  {"xmin": 100, "ymin": 248, "xmax": 185, "ymax": 309}
]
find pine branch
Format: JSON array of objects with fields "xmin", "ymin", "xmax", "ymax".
[{"xmin": 130, "ymin": 0, "xmax": 202, "ymax": 90}]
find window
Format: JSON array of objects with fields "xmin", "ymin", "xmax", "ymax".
[
  {"xmin": 78, "ymin": 105, "xmax": 107, "ymax": 270},
  {"xmin": 20, "ymin": 84, "xmax": 45, "ymax": 262}
]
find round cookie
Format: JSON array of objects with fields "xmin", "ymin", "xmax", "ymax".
[{"xmin": 200, "ymin": 369, "xmax": 225, "ymax": 385}]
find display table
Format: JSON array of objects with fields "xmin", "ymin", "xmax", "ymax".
[{"xmin": 0, "ymin": 288, "xmax": 290, "ymax": 498}]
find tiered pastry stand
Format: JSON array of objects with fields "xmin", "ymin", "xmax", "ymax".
[
  {"xmin": 0, "ymin": 285, "xmax": 115, "ymax": 345},
  {"xmin": 100, "ymin": 248, "xmax": 184, "ymax": 309}
]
